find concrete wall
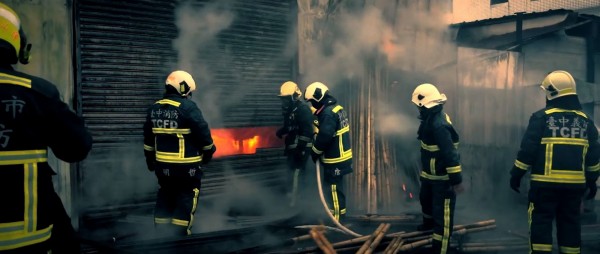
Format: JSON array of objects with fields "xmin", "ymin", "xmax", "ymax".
[{"xmin": 4, "ymin": 0, "xmax": 75, "ymax": 216}]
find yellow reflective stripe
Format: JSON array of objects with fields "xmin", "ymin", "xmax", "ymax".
[
  {"xmin": 447, "ymin": 165, "xmax": 461, "ymax": 173},
  {"xmin": 156, "ymin": 156, "xmax": 202, "ymax": 164},
  {"xmin": 202, "ymin": 143, "xmax": 214, "ymax": 150},
  {"xmin": 23, "ymin": 163, "xmax": 38, "ymax": 233},
  {"xmin": 177, "ymin": 134, "xmax": 185, "ymax": 158},
  {"xmin": 0, "ymin": 222, "xmax": 24, "ymax": 234},
  {"xmin": 432, "ymin": 233, "xmax": 443, "ymax": 241},
  {"xmin": 186, "ymin": 188, "xmax": 200, "ymax": 235},
  {"xmin": 152, "ymin": 128, "xmax": 191, "ymax": 134},
  {"xmin": 442, "ymin": 198, "xmax": 451, "ymax": 254},
  {"xmin": 155, "ymin": 99, "xmax": 181, "ymax": 107},
  {"xmin": 444, "ymin": 113, "xmax": 453, "ymax": 124},
  {"xmin": 514, "ymin": 160, "xmax": 531, "ymax": 170},
  {"xmin": 531, "ymin": 174, "xmax": 585, "ymax": 184},
  {"xmin": 322, "ymin": 152, "xmax": 352, "ymax": 164},
  {"xmin": 332, "ymin": 184, "xmax": 339, "ymax": 221},
  {"xmin": 545, "ymin": 144, "xmax": 553, "ymax": 176},
  {"xmin": 144, "ymin": 144, "xmax": 154, "ymax": 151},
  {"xmin": 290, "ymin": 169, "xmax": 300, "ymax": 207},
  {"xmin": 312, "ymin": 146, "xmax": 323, "ymax": 155},
  {"xmin": 154, "ymin": 218, "xmax": 170, "ymax": 224},
  {"xmin": 586, "ymin": 163, "xmax": 600, "ymax": 172},
  {"xmin": 0, "ymin": 225, "xmax": 52, "ymax": 251},
  {"xmin": 0, "ymin": 150, "xmax": 47, "ymax": 166},
  {"xmin": 171, "ymin": 219, "xmax": 189, "ymax": 227},
  {"xmin": 331, "ymin": 105, "xmax": 343, "ymax": 113},
  {"xmin": 340, "ymin": 208, "xmax": 346, "ymax": 215},
  {"xmin": 559, "ymin": 246, "xmax": 580, "ymax": 254},
  {"xmin": 528, "ymin": 202, "xmax": 535, "ymax": 254},
  {"xmin": 541, "ymin": 137, "xmax": 588, "ymax": 146},
  {"xmin": 420, "ymin": 141, "xmax": 459, "ymax": 152},
  {"xmin": 430, "ymin": 158, "xmax": 436, "ymax": 175},
  {"xmin": 532, "ymin": 243, "xmax": 553, "ymax": 251},
  {"xmin": 544, "ymin": 108, "xmax": 587, "ymax": 118},
  {"xmin": 420, "ymin": 171, "xmax": 449, "ymax": 180},
  {"xmin": 298, "ymin": 136, "xmax": 312, "ymax": 142},
  {"xmin": 0, "ymin": 73, "xmax": 32, "ymax": 89},
  {"xmin": 335, "ymin": 126, "xmax": 349, "ymax": 136}
]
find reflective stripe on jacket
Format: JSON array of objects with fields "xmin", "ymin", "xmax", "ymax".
[
  {"xmin": 312, "ymin": 104, "xmax": 353, "ymax": 166},
  {"xmin": 513, "ymin": 107, "xmax": 600, "ymax": 188},
  {"xmin": 143, "ymin": 95, "xmax": 214, "ymax": 164}
]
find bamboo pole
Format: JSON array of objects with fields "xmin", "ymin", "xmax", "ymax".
[
  {"xmin": 365, "ymin": 223, "xmax": 391, "ymax": 254},
  {"xmin": 309, "ymin": 227, "xmax": 336, "ymax": 254},
  {"xmin": 383, "ymin": 237, "xmax": 401, "ymax": 254},
  {"xmin": 356, "ymin": 223, "xmax": 387, "ymax": 254}
]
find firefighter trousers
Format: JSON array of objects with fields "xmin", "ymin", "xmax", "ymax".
[
  {"xmin": 154, "ymin": 166, "xmax": 202, "ymax": 236},
  {"xmin": 322, "ymin": 166, "xmax": 348, "ymax": 222},
  {"xmin": 419, "ymin": 180, "xmax": 456, "ymax": 254},
  {"xmin": 528, "ymin": 187, "xmax": 584, "ymax": 254},
  {"xmin": 286, "ymin": 150, "xmax": 310, "ymax": 207}
]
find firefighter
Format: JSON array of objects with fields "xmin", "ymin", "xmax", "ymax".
[
  {"xmin": 510, "ymin": 70, "xmax": 599, "ymax": 254},
  {"xmin": 0, "ymin": 3, "xmax": 93, "ymax": 253},
  {"xmin": 276, "ymin": 81, "xmax": 314, "ymax": 207},
  {"xmin": 143, "ymin": 70, "xmax": 216, "ymax": 236},
  {"xmin": 412, "ymin": 83, "xmax": 464, "ymax": 254},
  {"xmin": 304, "ymin": 82, "xmax": 353, "ymax": 222}
]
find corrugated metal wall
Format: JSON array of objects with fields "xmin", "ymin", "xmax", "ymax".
[{"xmin": 75, "ymin": 0, "xmax": 294, "ymax": 225}]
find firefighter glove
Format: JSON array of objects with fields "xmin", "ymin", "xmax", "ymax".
[
  {"xmin": 145, "ymin": 160, "xmax": 157, "ymax": 172},
  {"xmin": 510, "ymin": 175, "xmax": 521, "ymax": 193},
  {"xmin": 276, "ymin": 127, "xmax": 286, "ymax": 139},
  {"xmin": 311, "ymin": 151, "xmax": 319, "ymax": 163},
  {"xmin": 202, "ymin": 145, "xmax": 217, "ymax": 164},
  {"xmin": 586, "ymin": 180, "xmax": 597, "ymax": 200}
]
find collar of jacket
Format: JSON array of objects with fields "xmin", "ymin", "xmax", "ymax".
[
  {"xmin": 164, "ymin": 93, "xmax": 185, "ymax": 100},
  {"xmin": 0, "ymin": 63, "xmax": 14, "ymax": 71},
  {"xmin": 545, "ymin": 95, "xmax": 582, "ymax": 110}
]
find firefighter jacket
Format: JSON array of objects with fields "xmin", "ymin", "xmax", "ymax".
[
  {"xmin": 143, "ymin": 94, "xmax": 214, "ymax": 167},
  {"xmin": 279, "ymin": 101, "xmax": 314, "ymax": 153},
  {"xmin": 0, "ymin": 65, "xmax": 93, "ymax": 250},
  {"xmin": 312, "ymin": 98, "xmax": 353, "ymax": 169},
  {"xmin": 512, "ymin": 98, "xmax": 600, "ymax": 189},
  {"xmin": 417, "ymin": 107, "xmax": 462, "ymax": 185}
]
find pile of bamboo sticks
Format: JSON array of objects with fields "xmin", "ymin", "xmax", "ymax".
[{"xmin": 297, "ymin": 219, "xmax": 497, "ymax": 253}]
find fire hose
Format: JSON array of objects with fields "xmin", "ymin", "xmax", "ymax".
[{"xmin": 315, "ymin": 161, "xmax": 363, "ymax": 237}]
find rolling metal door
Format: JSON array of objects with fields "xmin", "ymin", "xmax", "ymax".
[{"xmin": 75, "ymin": 0, "xmax": 294, "ymax": 223}]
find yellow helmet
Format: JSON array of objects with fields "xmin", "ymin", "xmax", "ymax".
[
  {"xmin": 540, "ymin": 70, "xmax": 576, "ymax": 100},
  {"xmin": 0, "ymin": 3, "xmax": 30, "ymax": 64},
  {"xmin": 166, "ymin": 70, "xmax": 196, "ymax": 97},
  {"xmin": 411, "ymin": 83, "xmax": 447, "ymax": 108},
  {"xmin": 278, "ymin": 81, "xmax": 302, "ymax": 97},
  {"xmin": 304, "ymin": 82, "xmax": 329, "ymax": 102}
]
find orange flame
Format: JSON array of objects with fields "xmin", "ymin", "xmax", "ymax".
[{"xmin": 211, "ymin": 126, "xmax": 283, "ymax": 158}]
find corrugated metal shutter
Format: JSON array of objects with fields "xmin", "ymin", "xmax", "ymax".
[{"xmin": 75, "ymin": 0, "xmax": 294, "ymax": 224}]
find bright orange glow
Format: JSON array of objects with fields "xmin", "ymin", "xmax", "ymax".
[
  {"xmin": 211, "ymin": 126, "xmax": 283, "ymax": 158},
  {"xmin": 380, "ymin": 28, "xmax": 403, "ymax": 64}
]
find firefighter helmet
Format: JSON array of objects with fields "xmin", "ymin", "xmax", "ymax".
[
  {"xmin": 411, "ymin": 83, "xmax": 447, "ymax": 108},
  {"xmin": 541, "ymin": 70, "xmax": 577, "ymax": 100},
  {"xmin": 0, "ymin": 3, "xmax": 31, "ymax": 64},
  {"xmin": 166, "ymin": 70, "xmax": 196, "ymax": 97},
  {"xmin": 278, "ymin": 81, "xmax": 302, "ymax": 98},
  {"xmin": 304, "ymin": 82, "xmax": 329, "ymax": 102}
]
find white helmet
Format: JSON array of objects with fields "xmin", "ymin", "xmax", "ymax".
[
  {"xmin": 412, "ymin": 83, "xmax": 447, "ymax": 108},
  {"xmin": 540, "ymin": 70, "xmax": 576, "ymax": 100},
  {"xmin": 304, "ymin": 82, "xmax": 329, "ymax": 102},
  {"xmin": 278, "ymin": 81, "xmax": 302, "ymax": 97},
  {"xmin": 166, "ymin": 70, "xmax": 196, "ymax": 97}
]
